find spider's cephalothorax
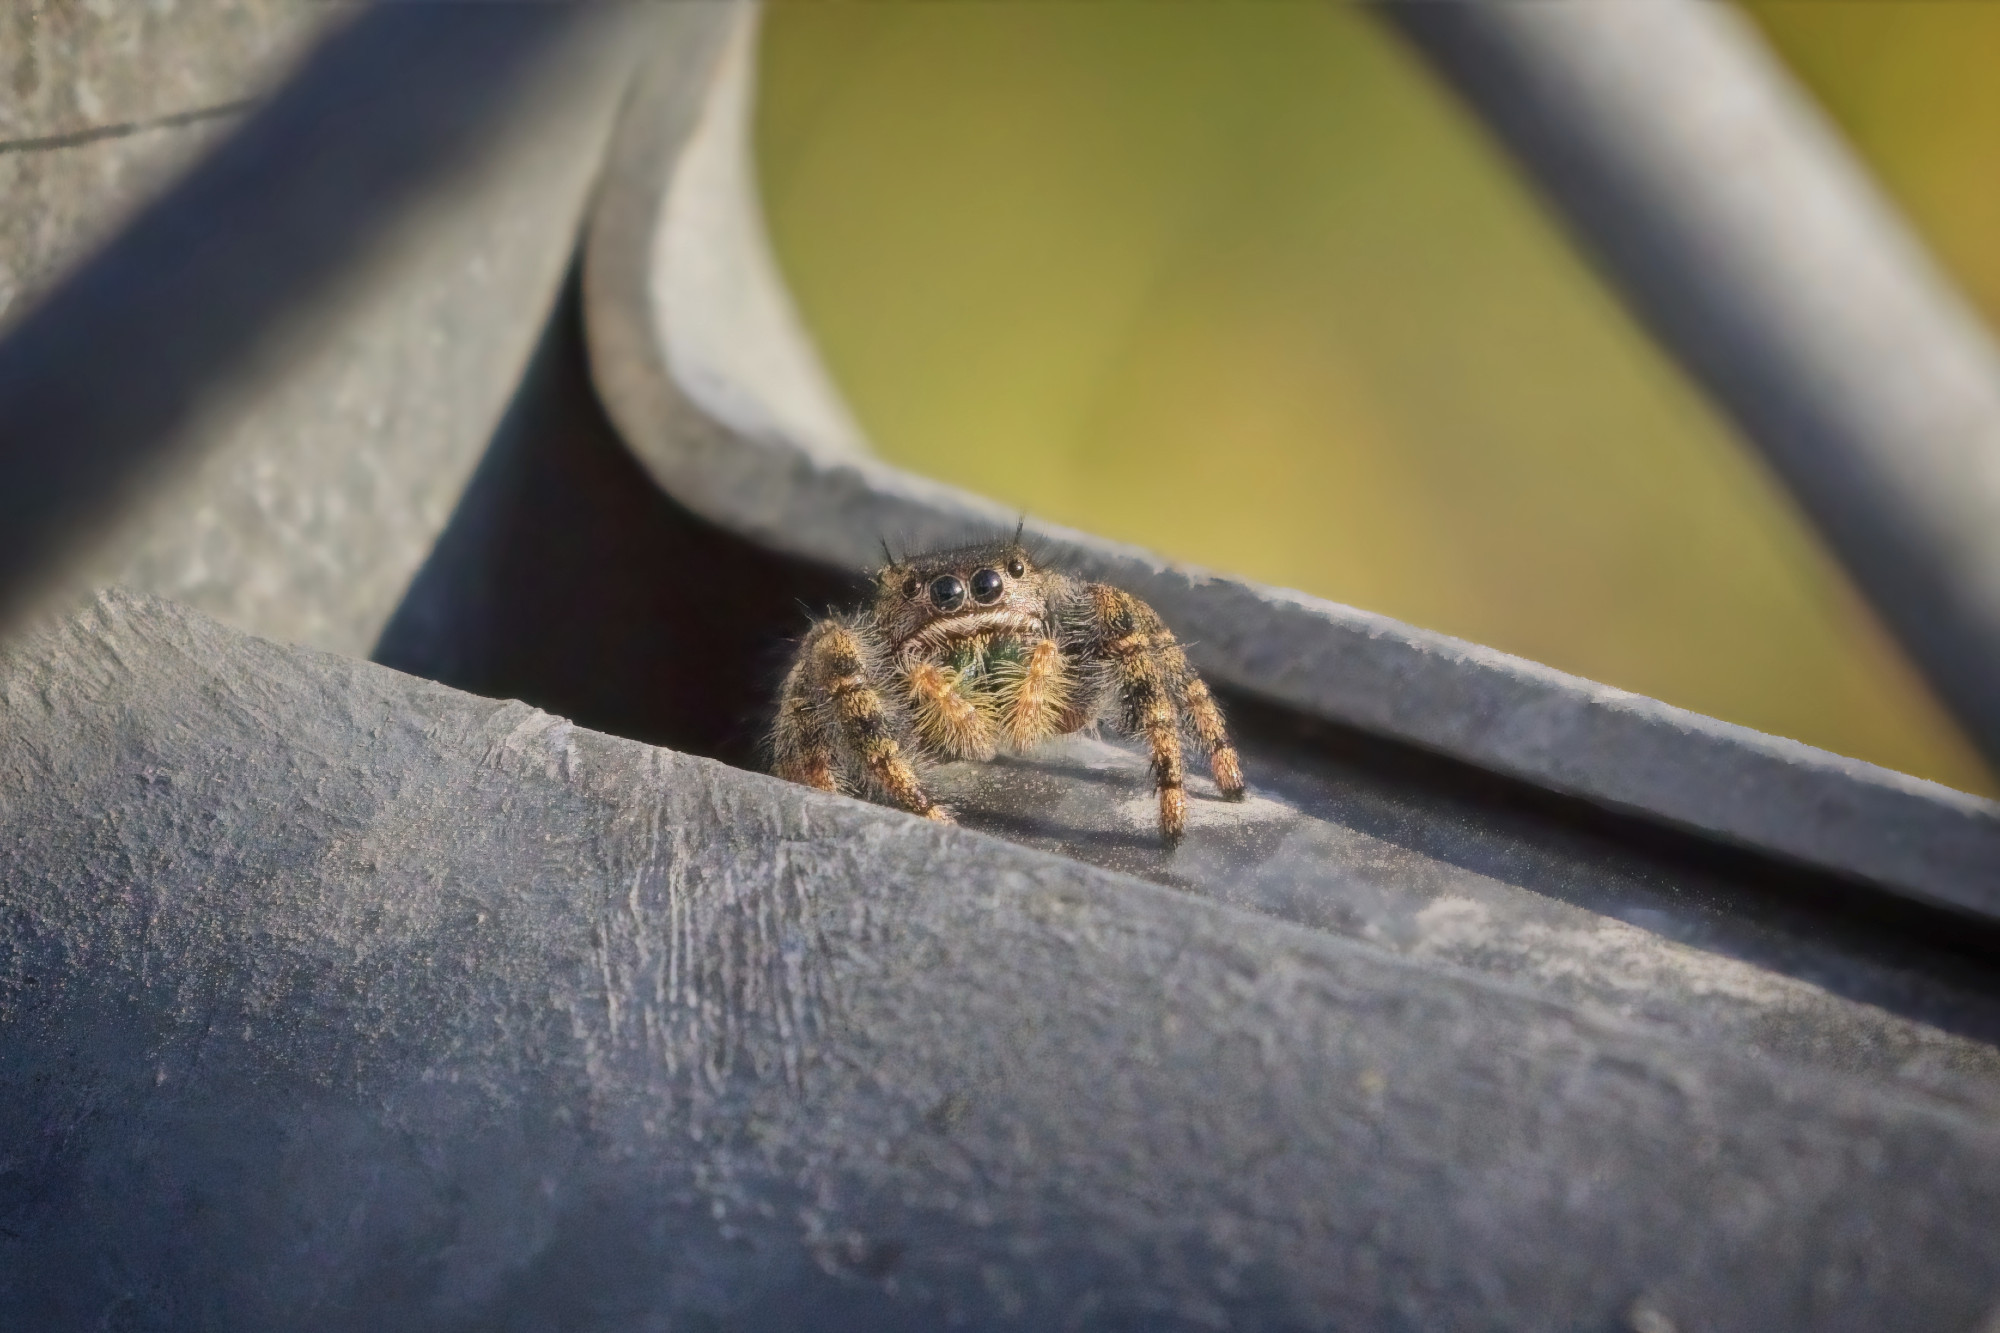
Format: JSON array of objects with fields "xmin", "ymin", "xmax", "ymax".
[{"xmin": 771, "ymin": 540, "xmax": 1246, "ymax": 845}]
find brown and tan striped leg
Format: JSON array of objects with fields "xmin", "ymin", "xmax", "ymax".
[
  {"xmin": 1174, "ymin": 672, "xmax": 1246, "ymax": 799},
  {"xmin": 810, "ymin": 623, "xmax": 951, "ymax": 823},
  {"xmin": 1091, "ymin": 586, "xmax": 1189, "ymax": 845},
  {"xmin": 1001, "ymin": 637, "xmax": 1070, "ymax": 749},
  {"xmin": 772, "ymin": 655, "xmax": 839, "ymax": 793},
  {"xmin": 903, "ymin": 659, "xmax": 994, "ymax": 760}
]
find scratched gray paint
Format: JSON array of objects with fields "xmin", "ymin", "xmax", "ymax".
[
  {"xmin": 582, "ymin": 5, "xmax": 2000, "ymax": 925},
  {"xmin": 929, "ymin": 733, "xmax": 2000, "ymax": 1119},
  {"xmin": 6, "ymin": 590, "xmax": 2000, "ymax": 1331},
  {"xmin": 0, "ymin": 5, "xmax": 681, "ymax": 656},
  {"xmin": 0, "ymin": 0, "xmax": 332, "ymax": 329}
]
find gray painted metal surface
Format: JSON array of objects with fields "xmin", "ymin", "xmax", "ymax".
[
  {"xmin": 934, "ymin": 730, "xmax": 2000, "ymax": 1119},
  {"xmin": 583, "ymin": 6, "xmax": 2000, "ymax": 922},
  {"xmin": 1380, "ymin": 0, "xmax": 2000, "ymax": 781},
  {"xmin": 382, "ymin": 248, "xmax": 2000, "ymax": 1119},
  {"xmin": 7, "ymin": 591, "xmax": 2000, "ymax": 1331},
  {"xmin": 0, "ymin": 4, "xmax": 656, "ymax": 655},
  {"xmin": 0, "ymin": 0, "xmax": 332, "ymax": 332},
  {"xmin": 1, "ymin": 3, "xmax": 1998, "ymax": 1328}
]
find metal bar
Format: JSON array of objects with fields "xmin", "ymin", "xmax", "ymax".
[{"xmin": 1378, "ymin": 0, "xmax": 2000, "ymax": 776}]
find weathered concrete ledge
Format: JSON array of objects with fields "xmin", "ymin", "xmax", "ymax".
[{"xmin": 4, "ymin": 589, "xmax": 2000, "ymax": 1330}]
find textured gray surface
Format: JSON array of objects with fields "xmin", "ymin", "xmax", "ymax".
[
  {"xmin": 374, "ymin": 272, "xmax": 2000, "ymax": 1124},
  {"xmin": 4, "ymin": 8, "xmax": 1998, "ymax": 1327},
  {"xmin": 582, "ymin": 4, "xmax": 2000, "ymax": 925},
  {"xmin": 0, "ymin": 1, "xmax": 319, "ymax": 139},
  {"xmin": 1381, "ymin": 0, "xmax": 2000, "ymax": 780},
  {"xmin": 7, "ymin": 590, "xmax": 2000, "ymax": 1331},
  {"xmin": 0, "ymin": 3, "xmax": 664, "ymax": 656},
  {"xmin": 0, "ymin": 0, "xmax": 333, "ymax": 329},
  {"xmin": 934, "ymin": 731, "xmax": 2000, "ymax": 1118}
]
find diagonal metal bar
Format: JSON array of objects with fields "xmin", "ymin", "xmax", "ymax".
[{"xmin": 1377, "ymin": 0, "xmax": 2000, "ymax": 776}]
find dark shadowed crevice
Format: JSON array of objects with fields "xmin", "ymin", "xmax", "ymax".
[{"xmin": 374, "ymin": 270, "xmax": 858, "ymax": 769}]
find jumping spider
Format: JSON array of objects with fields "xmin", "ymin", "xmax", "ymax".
[{"xmin": 771, "ymin": 539, "xmax": 1246, "ymax": 845}]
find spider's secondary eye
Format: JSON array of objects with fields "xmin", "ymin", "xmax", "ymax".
[
  {"xmin": 929, "ymin": 575, "xmax": 966, "ymax": 611},
  {"xmin": 969, "ymin": 568, "xmax": 1005, "ymax": 604},
  {"xmin": 1007, "ymin": 557, "xmax": 1026, "ymax": 578},
  {"xmin": 902, "ymin": 576, "xmax": 922, "ymax": 599}
]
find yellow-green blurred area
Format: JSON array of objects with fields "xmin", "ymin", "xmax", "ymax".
[{"xmin": 754, "ymin": 0, "xmax": 2000, "ymax": 796}]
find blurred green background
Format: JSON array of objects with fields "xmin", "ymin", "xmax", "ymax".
[{"xmin": 754, "ymin": 0, "xmax": 2000, "ymax": 796}]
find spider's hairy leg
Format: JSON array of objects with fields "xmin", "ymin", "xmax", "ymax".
[
  {"xmin": 771, "ymin": 655, "xmax": 838, "ymax": 792},
  {"xmin": 1088, "ymin": 585, "xmax": 1189, "ymax": 845},
  {"xmin": 1173, "ymin": 664, "xmax": 1246, "ymax": 800},
  {"xmin": 904, "ymin": 658, "xmax": 994, "ymax": 760},
  {"xmin": 999, "ymin": 637, "xmax": 1070, "ymax": 748},
  {"xmin": 809, "ymin": 621, "xmax": 951, "ymax": 823}
]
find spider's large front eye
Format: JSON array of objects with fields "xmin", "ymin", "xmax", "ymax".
[
  {"xmin": 929, "ymin": 574, "xmax": 966, "ymax": 612},
  {"xmin": 969, "ymin": 568, "xmax": 1004, "ymax": 604}
]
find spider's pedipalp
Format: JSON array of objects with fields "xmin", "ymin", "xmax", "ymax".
[
  {"xmin": 905, "ymin": 659, "xmax": 994, "ymax": 760},
  {"xmin": 997, "ymin": 636, "xmax": 1070, "ymax": 748}
]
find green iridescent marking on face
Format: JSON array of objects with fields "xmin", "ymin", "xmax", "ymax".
[
  {"xmin": 942, "ymin": 634, "xmax": 1035, "ymax": 701},
  {"xmin": 945, "ymin": 642, "xmax": 984, "ymax": 678}
]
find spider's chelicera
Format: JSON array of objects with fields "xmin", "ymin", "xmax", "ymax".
[{"xmin": 771, "ymin": 539, "xmax": 1246, "ymax": 845}]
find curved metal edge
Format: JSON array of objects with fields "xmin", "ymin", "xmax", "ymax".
[{"xmin": 582, "ymin": 5, "xmax": 2000, "ymax": 921}]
